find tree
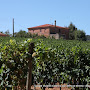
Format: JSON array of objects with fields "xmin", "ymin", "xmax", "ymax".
[
  {"xmin": 68, "ymin": 22, "xmax": 77, "ymax": 31},
  {"xmin": 74, "ymin": 30, "xmax": 86, "ymax": 41},
  {"xmin": 4, "ymin": 30, "xmax": 11, "ymax": 36},
  {"xmin": 68, "ymin": 22, "xmax": 86, "ymax": 41},
  {"xmin": 15, "ymin": 30, "xmax": 28, "ymax": 37},
  {"xmin": 68, "ymin": 22, "xmax": 77, "ymax": 40},
  {"xmin": 0, "ymin": 31, "xmax": 4, "ymax": 34},
  {"xmin": 14, "ymin": 30, "xmax": 34, "ymax": 38}
]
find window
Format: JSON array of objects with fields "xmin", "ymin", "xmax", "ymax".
[
  {"xmin": 59, "ymin": 29, "xmax": 61, "ymax": 33},
  {"xmin": 50, "ymin": 32, "xmax": 56, "ymax": 34}
]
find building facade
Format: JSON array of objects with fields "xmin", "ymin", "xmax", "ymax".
[{"xmin": 28, "ymin": 21, "xmax": 69, "ymax": 39}]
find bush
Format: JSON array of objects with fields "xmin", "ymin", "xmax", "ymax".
[{"xmin": 74, "ymin": 30, "xmax": 86, "ymax": 41}]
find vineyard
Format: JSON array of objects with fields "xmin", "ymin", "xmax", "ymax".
[{"xmin": 0, "ymin": 37, "xmax": 90, "ymax": 90}]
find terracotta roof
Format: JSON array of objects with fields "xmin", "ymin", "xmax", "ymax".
[
  {"xmin": 0, "ymin": 33, "xmax": 8, "ymax": 36},
  {"xmin": 28, "ymin": 24, "xmax": 69, "ymax": 30}
]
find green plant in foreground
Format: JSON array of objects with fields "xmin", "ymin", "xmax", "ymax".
[{"xmin": 0, "ymin": 37, "xmax": 90, "ymax": 90}]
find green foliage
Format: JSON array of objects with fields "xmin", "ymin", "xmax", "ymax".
[
  {"xmin": 33, "ymin": 40, "xmax": 90, "ymax": 85},
  {"xmin": 69, "ymin": 31, "xmax": 75, "ymax": 40},
  {"xmin": 68, "ymin": 22, "xmax": 77, "ymax": 40},
  {"xmin": 0, "ymin": 31, "xmax": 4, "ymax": 34},
  {"xmin": 14, "ymin": 30, "xmax": 29, "ymax": 37},
  {"xmin": 0, "ymin": 37, "xmax": 90, "ymax": 89},
  {"xmin": 0, "ymin": 39, "xmax": 32, "ymax": 89},
  {"xmin": 74, "ymin": 30, "xmax": 86, "ymax": 41},
  {"xmin": 4, "ymin": 30, "xmax": 11, "ymax": 36},
  {"xmin": 68, "ymin": 22, "xmax": 87, "ymax": 41},
  {"xmin": 68, "ymin": 22, "xmax": 77, "ymax": 31}
]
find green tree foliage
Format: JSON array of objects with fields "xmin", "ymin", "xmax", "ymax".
[
  {"xmin": 14, "ymin": 30, "xmax": 29, "ymax": 37},
  {"xmin": 74, "ymin": 30, "xmax": 86, "ymax": 41},
  {"xmin": 4, "ymin": 30, "xmax": 11, "ymax": 36},
  {"xmin": 69, "ymin": 31, "xmax": 75, "ymax": 40},
  {"xmin": 68, "ymin": 22, "xmax": 77, "ymax": 31},
  {"xmin": 4, "ymin": 30, "xmax": 10, "ymax": 35},
  {"xmin": 68, "ymin": 22, "xmax": 77, "ymax": 40},
  {"xmin": 68, "ymin": 22, "xmax": 86, "ymax": 41},
  {"xmin": 0, "ymin": 31, "xmax": 4, "ymax": 34}
]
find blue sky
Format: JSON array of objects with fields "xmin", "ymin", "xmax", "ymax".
[{"xmin": 0, "ymin": 0, "xmax": 90, "ymax": 35}]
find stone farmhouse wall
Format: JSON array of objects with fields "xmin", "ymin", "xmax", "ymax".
[
  {"xmin": 28, "ymin": 26, "xmax": 69, "ymax": 39},
  {"xmin": 28, "ymin": 28, "xmax": 50, "ymax": 37}
]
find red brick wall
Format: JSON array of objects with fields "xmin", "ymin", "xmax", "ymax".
[
  {"xmin": 28, "ymin": 28, "xmax": 50, "ymax": 37},
  {"xmin": 28, "ymin": 27, "xmax": 69, "ymax": 39}
]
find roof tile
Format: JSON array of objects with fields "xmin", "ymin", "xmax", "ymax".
[{"xmin": 28, "ymin": 24, "xmax": 69, "ymax": 30}]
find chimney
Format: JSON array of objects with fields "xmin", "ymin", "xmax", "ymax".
[{"xmin": 55, "ymin": 20, "xmax": 56, "ymax": 27}]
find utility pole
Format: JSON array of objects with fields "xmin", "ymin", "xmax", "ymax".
[{"xmin": 13, "ymin": 18, "xmax": 14, "ymax": 37}]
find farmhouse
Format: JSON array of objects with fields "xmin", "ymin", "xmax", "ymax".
[
  {"xmin": 0, "ymin": 33, "xmax": 8, "ymax": 37},
  {"xmin": 28, "ymin": 21, "xmax": 69, "ymax": 39}
]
